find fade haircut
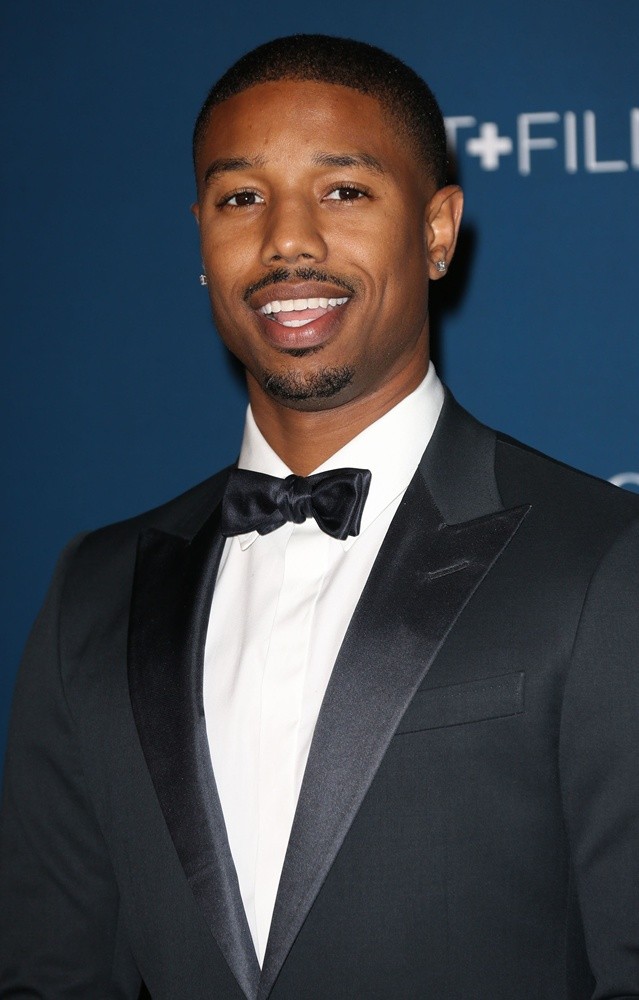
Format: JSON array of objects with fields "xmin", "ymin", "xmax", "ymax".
[{"xmin": 193, "ymin": 34, "xmax": 448, "ymax": 190}]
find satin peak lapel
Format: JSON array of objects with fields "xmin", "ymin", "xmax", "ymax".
[
  {"xmin": 128, "ymin": 504, "xmax": 261, "ymax": 1000},
  {"xmin": 259, "ymin": 401, "xmax": 530, "ymax": 998}
]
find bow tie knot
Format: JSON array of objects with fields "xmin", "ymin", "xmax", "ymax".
[
  {"xmin": 220, "ymin": 467, "xmax": 372, "ymax": 540},
  {"xmin": 278, "ymin": 474, "xmax": 319, "ymax": 525}
]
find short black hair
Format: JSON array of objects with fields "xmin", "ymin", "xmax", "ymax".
[{"xmin": 193, "ymin": 34, "xmax": 448, "ymax": 190}]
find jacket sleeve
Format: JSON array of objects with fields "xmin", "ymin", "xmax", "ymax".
[
  {"xmin": 0, "ymin": 538, "xmax": 142, "ymax": 998},
  {"xmin": 559, "ymin": 517, "xmax": 639, "ymax": 1000}
]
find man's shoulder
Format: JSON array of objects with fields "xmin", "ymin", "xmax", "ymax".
[
  {"xmin": 490, "ymin": 427, "xmax": 639, "ymax": 582},
  {"xmin": 428, "ymin": 389, "xmax": 639, "ymax": 532},
  {"xmin": 94, "ymin": 464, "xmax": 232, "ymax": 540},
  {"xmin": 494, "ymin": 429, "xmax": 639, "ymax": 521},
  {"xmin": 61, "ymin": 464, "xmax": 234, "ymax": 591}
]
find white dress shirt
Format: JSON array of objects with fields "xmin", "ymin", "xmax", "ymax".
[{"xmin": 203, "ymin": 365, "xmax": 444, "ymax": 964}]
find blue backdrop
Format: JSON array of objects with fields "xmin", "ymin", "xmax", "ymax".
[{"xmin": 2, "ymin": 0, "xmax": 638, "ymax": 758}]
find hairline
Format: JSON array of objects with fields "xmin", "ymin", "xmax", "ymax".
[{"xmin": 193, "ymin": 75, "xmax": 440, "ymax": 189}]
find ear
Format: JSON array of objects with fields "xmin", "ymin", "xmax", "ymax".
[
  {"xmin": 191, "ymin": 201, "xmax": 200, "ymax": 225},
  {"xmin": 424, "ymin": 185, "xmax": 464, "ymax": 280}
]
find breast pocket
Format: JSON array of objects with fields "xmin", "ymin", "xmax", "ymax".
[{"xmin": 394, "ymin": 671, "xmax": 525, "ymax": 735}]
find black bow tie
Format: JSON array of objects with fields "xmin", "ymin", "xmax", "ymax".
[{"xmin": 220, "ymin": 467, "xmax": 372, "ymax": 540}]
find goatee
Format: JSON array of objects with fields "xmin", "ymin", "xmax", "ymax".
[{"xmin": 262, "ymin": 366, "xmax": 354, "ymax": 402}]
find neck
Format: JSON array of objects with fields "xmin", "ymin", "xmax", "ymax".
[{"xmin": 247, "ymin": 359, "xmax": 429, "ymax": 476}]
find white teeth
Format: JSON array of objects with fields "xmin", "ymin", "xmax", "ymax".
[{"xmin": 260, "ymin": 296, "xmax": 348, "ymax": 315}]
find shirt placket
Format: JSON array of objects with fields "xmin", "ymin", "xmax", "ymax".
[{"xmin": 253, "ymin": 518, "xmax": 328, "ymax": 959}]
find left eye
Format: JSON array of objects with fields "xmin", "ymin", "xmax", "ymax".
[{"xmin": 324, "ymin": 186, "xmax": 367, "ymax": 201}]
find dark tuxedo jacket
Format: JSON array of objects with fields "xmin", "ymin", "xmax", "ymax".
[{"xmin": 1, "ymin": 391, "xmax": 638, "ymax": 999}]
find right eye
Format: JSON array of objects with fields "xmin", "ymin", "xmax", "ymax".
[{"xmin": 219, "ymin": 190, "xmax": 265, "ymax": 208}]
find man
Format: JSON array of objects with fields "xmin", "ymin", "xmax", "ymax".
[{"xmin": 1, "ymin": 33, "xmax": 638, "ymax": 1000}]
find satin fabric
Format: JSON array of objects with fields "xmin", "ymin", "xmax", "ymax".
[{"xmin": 220, "ymin": 468, "xmax": 372, "ymax": 541}]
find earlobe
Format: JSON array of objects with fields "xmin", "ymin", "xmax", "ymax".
[
  {"xmin": 191, "ymin": 202, "xmax": 201, "ymax": 225},
  {"xmin": 424, "ymin": 185, "xmax": 464, "ymax": 280}
]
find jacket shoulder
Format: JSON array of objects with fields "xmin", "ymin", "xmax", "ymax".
[
  {"xmin": 89, "ymin": 465, "xmax": 231, "ymax": 541},
  {"xmin": 58, "ymin": 466, "xmax": 232, "ymax": 603},
  {"xmin": 495, "ymin": 431, "xmax": 639, "ymax": 521}
]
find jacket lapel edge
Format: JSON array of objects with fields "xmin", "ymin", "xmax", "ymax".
[
  {"xmin": 260, "ymin": 453, "xmax": 530, "ymax": 996},
  {"xmin": 128, "ymin": 512, "xmax": 261, "ymax": 1000}
]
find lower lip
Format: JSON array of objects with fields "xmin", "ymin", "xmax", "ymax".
[{"xmin": 254, "ymin": 302, "xmax": 350, "ymax": 351}]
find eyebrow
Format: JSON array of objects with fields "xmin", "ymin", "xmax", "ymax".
[
  {"xmin": 203, "ymin": 151, "xmax": 387, "ymax": 185},
  {"xmin": 311, "ymin": 152, "xmax": 387, "ymax": 175},
  {"xmin": 203, "ymin": 155, "xmax": 267, "ymax": 185}
]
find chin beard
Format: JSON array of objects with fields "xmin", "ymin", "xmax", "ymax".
[{"xmin": 262, "ymin": 365, "xmax": 354, "ymax": 403}]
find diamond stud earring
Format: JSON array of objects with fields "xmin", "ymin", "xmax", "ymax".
[
  {"xmin": 199, "ymin": 273, "xmax": 208, "ymax": 286},
  {"xmin": 435, "ymin": 260, "xmax": 447, "ymax": 274}
]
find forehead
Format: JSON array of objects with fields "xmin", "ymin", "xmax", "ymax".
[{"xmin": 196, "ymin": 79, "xmax": 409, "ymax": 169}]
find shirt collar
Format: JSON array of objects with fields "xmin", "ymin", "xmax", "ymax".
[{"xmin": 235, "ymin": 364, "xmax": 444, "ymax": 550}]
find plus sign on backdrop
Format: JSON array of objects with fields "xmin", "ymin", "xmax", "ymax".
[
  {"xmin": 1, "ymin": 0, "xmax": 638, "ymax": 755},
  {"xmin": 464, "ymin": 122, "xmax": 514, "ymax": 170}
]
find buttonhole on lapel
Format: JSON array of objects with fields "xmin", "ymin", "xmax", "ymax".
[{"xmin": 427, "ymin": 559, "xmax": 470, "ymax": 581}]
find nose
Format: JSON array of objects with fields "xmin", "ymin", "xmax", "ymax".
[{"xmin": 260, "ymin": 196, "xmax": 328, "ymax": 266}]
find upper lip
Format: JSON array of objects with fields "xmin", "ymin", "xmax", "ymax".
[{"xmin": 248, "ymin": 282, "xmax": 353, "ymax": 312}]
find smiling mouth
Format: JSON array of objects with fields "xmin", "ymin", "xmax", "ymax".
[{"xmin": 259, "ymin": 296, "xmax": 350, "ymax": 327}]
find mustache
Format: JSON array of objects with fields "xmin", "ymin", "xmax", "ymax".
[{"xmin": 243, "ymin": 267, "xmax": 357, "ymax": 302}]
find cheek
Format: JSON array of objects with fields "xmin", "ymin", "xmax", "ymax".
[
  {"xmin": 206, "ymin": 282, "xmax": 262, "ymax": 368},
  {"xmin": 200, "ymin": 214, "xmax": 252, "ymax": 272},
  {"xmin": 386, "ymin": 210, "xmax": 427, "ymax": 259},
  {"xmin": 203, "ymin": 244, "xmax": 252, "ymax": 312},
  {"xmin": 208, "ymin": 287, "xmax": 247, "ymax": 346},
  {"xmin": 352, "ymin": 211, "xmax": 426, "ymax": 286},
  {"xmin": 203, "ymin": 240, "xmax": 242, "ymax": 281}
]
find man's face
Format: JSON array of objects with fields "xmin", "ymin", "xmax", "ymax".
[{"xmin": 193, "ymin": 79, "xmax": 456, "ymax": 413}]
